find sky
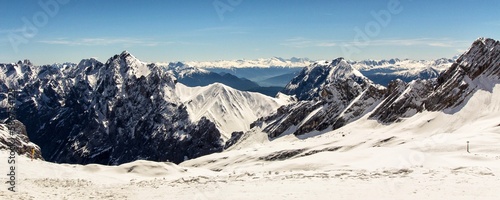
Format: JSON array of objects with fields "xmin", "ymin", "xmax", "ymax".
[{"xmin": 1, "ymin": 0, "xmax": 500, "ymax": 65}]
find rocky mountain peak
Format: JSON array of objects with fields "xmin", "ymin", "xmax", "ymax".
[
  {"xmin": 17, "ymin": 59, "xmax": 33, "ymax": 66},
  {"xmin": 424, "ymin": 37, "xmax": 500, "ymax": 111},
  {"xmin": 453, "ymin": 37, "xmax": 500, "ymax": 79},
  {"xmin": 326, "ymin": 57, "xmax": 367, "ymax": 83},
  {"xmin": 105, "ymin": 51, "xmax": 151, "ymax": 79},
  {"xmin": 283, "ymin": 57, "xmax": 370, "ymax": 101},
  {"xmin": 69, "ymin": 58, "xmax": 104, "ymax": 77},
  {"xmin": 78, "ymin": 58, "xmax": 102, "ymax": 67}
]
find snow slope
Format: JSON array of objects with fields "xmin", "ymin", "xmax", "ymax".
[{"xmin": 176, "ymin": 83, "xmax": 288, "ymax": 140}]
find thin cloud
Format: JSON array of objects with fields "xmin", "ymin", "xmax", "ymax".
[
  {"xmin": 281, "ymin": 37, "xmax": 313, "ymax": 48},
  {"xmin": 38, "ymin": 38, "xmax": 174, "ymax": 47},
  {"xmin": 316, "ymin": 42, "xmax": 338, "ymax": 47}
]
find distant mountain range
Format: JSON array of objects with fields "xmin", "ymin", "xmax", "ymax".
[
  {"xmin": 350, "ymin": 58, "xmax": 454, "ymax": 86},
  {"xmin": 165, "ymin": 57, "xmax": 455, "ymax": 97},
  {"xmin": 165, "ymin": 62, "xmax": 260, "ymax": 91},
  {"xmin": 183, "ymin": 57, "xmax": 313, "ymax": 69}
]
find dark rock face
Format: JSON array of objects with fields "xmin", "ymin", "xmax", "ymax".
[
  {"xmin": 338, "ymin": 84, "xmax": 386, "ymax": 126},
  {"xmin": 425, "ymin": 38, "xmax": 500, "ymax": 111},
  {"xmin": 224, "ymin": 131, "xmax": 244, "ymax": 150},
  {"xmin": 282, "ymin": 58, "xmax": 369, "ymax": 101},
  {"xmin": 369, "ymin": 79, "xmax": 434, "ymax": 123},
  {"xmin": 281, "ymin": 63, "xmax": 331, "ymax": 101},
  {"xmin": 258, "ymin": 58, "xmax": 384, "ymax": 137},
  {"xmin": 0, "ymin": 120, "xmax": 43, "ymax": 160},
  {"xmin": 1, "ymin": 51, "xmax": 223, "ymax": 165},
  {"xmin": 261, "ymin": 100, "xmax": 324, "ymax": 138}
]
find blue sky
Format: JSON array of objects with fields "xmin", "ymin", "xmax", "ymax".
[{"xmin": 1, "ymin": 0, "xmax": 499, "ymax": 64}]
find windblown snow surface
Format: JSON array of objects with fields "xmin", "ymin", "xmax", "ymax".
[{"xmin": 1, "ymin": 84, "xmax": 499, "ymax": 199}]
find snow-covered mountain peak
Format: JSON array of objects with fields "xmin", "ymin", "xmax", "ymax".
[
  {"xmin": 326, "ymin": 57, "xmax": 367, "ymax": 82},
  {"xmin": 0, "ymin": 60, "xmax": 35, "ymax": 88},
  {"xmin": 284, "ymin": 57, "xmax": 371, "ymax": 100},
  {"xmin": 474, "ymin": 37, "xmax": 496, "ymax": 45},
  {"xmin": 425, "ymin": 38, "xmax": 500, "ymax": 106},
  {"xmin": 18, "ymin": 59, "xmax": 31, "ymax": 65},
  {"xmin": 105, "ymin": 51, "xmax": 151, "ymax": 79},
  {"xmin": 455, "ymin": 37, "xmax": 500, "ymax": 78},
  {"xmin": 468, "ymin": 37, "xmax": 499, "ymax": 54},
  {"xmin": 175, "ymin": 83, "xmax": 285, "ymax": 140},
  {"xmin": 164, "ymin": 62, "xmax": 211, "ymax": 78},
  {"xmin": 72, "ymin": 58, "xmax": 103, "ymax": 74},
  {"xmin": 78, "ymin": 57, "xmax": 101, "ymax": 66}
]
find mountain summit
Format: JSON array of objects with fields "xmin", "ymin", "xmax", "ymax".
[{"xmin": 282, "ymin": 57, "xmax": 371, "ymax": 101}]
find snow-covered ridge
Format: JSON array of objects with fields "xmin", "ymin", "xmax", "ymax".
[
  {"xmin": 350, "ymin": 58, "xmax": 453, "ymax": 70},
  {"xmin": 180, "ymin": 56, "xmax": 453, "ymax": 72},
  {"xmin": 163, "ymin": 61, "xmax": 211, "ymax": 78},
  {"xmin": 349, "ymin": 58, "xmax": 454, "ymax": 75},
  {"xmin": 183, "ymin": 57, "xmax": 313, "ymax": 69},
  {"xmin": 176, "ymin": 83, "xmax": 288, "ymax": 140}
]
